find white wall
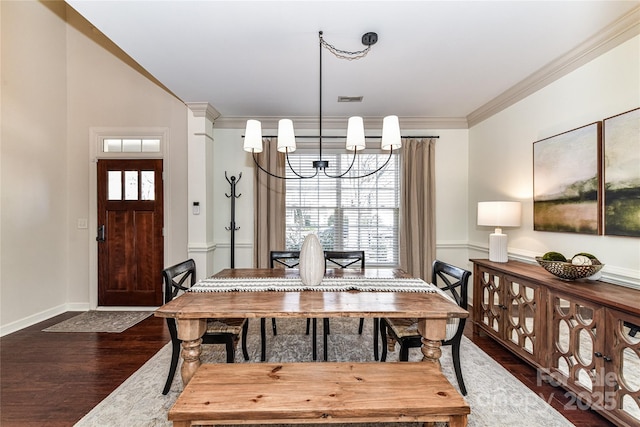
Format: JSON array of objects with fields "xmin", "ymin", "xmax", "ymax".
[
  {"xmin": 65, "ymin": 6, "xmax": 190, "ymax": 307},
  {"xmin": 1, "ymin": 1, "xmax": 69, "ymax": 330},
  {"xmin": 210, "ymin": 127, "xmax": 471, "ymax": 273},
  {"xmin": 468, "ymin": 35, "xmax": 640, "ymax": 288},
  {"xmin": 1, "ymin": 2, "xmax": 190, "ymax": 334},
  {"xmin": 433, "ymin": 129, "xmax": 471, "ymax": 271},
  {"xmin": 212, "ymin": 128, "xmax": 255, "ymax": 273}
]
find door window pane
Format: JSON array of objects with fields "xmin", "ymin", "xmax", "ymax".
[
  {"xmin": 141, "ymin": 171, "xmax": 155, "ymax": 200},
  {"xmin": 108, "ymin": 171, "xmax": 122, "ymax": 200},
  {"xmin": 125, "ymin": 171, "xmax": 138, "ymax": 200}
]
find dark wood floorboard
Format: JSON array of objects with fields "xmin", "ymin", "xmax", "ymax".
[
  {"xmin": 1, "ymin": 312, "xmax": 615, "ymax": 426},
  {"xmin": 0, "ymin": 312, "xmax": 170, "ymax": 427}
]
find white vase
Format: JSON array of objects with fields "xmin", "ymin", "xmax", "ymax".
[{"xmin": 299, "ymin": 234, "xmax": 325, "ymax": 286}]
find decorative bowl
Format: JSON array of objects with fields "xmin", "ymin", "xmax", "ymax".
[{"xmin": 535, "ymin": 257, "xmax": 604, "ymax": 280}]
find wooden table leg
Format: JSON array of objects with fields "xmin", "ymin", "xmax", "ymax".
[
  {"xmin": 417, "ymin": 318, "xmax": 447, "ymax": 365},
  {"xmin": 176, "ymin": 318, "xmax": 207, "ymax": 386},
  {"xmin": 447, "ymin": 414, "xmax": 468, "ymax": 427}
]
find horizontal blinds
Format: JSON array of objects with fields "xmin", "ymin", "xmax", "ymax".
[{"xmin": 285, "ymin": 153, "xmax": 399, "ymax": 266}]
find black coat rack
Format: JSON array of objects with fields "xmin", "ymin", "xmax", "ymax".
[{"xmin": 225, "ymin": 172, "xmax": 241, "ymax": 268}]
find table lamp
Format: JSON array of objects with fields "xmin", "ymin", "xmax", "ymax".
[{"xmin": 477, "ymin": 201, "xmax": 522, "ymax": 262}]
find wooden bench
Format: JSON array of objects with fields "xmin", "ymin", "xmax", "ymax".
[{"xmin": 169, "ymin": 362, "xmax": 470, "ymax": 426}]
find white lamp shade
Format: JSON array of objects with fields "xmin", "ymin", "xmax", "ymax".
[
  {"xmin": 477, "ymin": 201, "xmax": 522, "ymax": 227},
  {"xmin": 381, "ymin": 115, "xmax": 401, "ymax": 150},
  {"xmin": 478, "ymin": 201, "xmax": 521, "ymax": 263},
  {"xmin": 243, "ymin": 120, "xmax": 263, "ymax": 153},
  {"xmin": 277, "ymin": 119, "xmax": 296, "ymax": 153},
  {"xmin": 346, "ymin": 116, "xmax": 366, "ymax": 151}
]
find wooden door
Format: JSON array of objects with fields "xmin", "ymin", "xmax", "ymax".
[{"xmin": 97, "ymin": 159, "xmax": 164, "ymax": 306}]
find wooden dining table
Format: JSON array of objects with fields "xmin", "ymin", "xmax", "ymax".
[{"xmin": 154, "ymin": 267, "xmax": 469, "ymax": 387}]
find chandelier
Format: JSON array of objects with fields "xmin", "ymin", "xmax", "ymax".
[{"xmin": 243, "ymin": 31, "xmax": 401, "ymax": 180}]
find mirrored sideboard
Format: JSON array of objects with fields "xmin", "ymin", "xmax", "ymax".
[{"xmin": 471, "ymin": 259, "xmax": 640, "ymax": 427}]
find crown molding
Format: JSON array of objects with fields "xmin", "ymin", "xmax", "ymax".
[
  {"xmin": 205, "ymin": 6, "xmax": 639, "ymax": 132},
  {"xmin": 186, "ymin": 102, "xmax": 221, "ymax": 122},
  {"xmin": 467, "ymin": 5, "xmax": 640, "ymax": 127},
  {"xmin": 214, "ymin": 115, "xmax": 468, "ymax": 130},
  {"xmin": 399, "ymin": 116, "xmax": 468, "ymax": 130}
]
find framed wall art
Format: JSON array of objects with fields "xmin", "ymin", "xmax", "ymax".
[
  {"xmin": 603, "ymin": 107, "xmax": 640, "ymax": 237},
  {"xmin": 533, "ymin": 122, "xmax": 602, "ymax": 234}
]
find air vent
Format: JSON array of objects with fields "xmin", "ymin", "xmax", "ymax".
[{"xmin": 337, "ymin": 96, "xmax": 363, "ymax": 103}]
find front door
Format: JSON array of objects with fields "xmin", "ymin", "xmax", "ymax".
[{"xmin": 97, "ymin": 159, "xmax": 164, "ymax": 306}]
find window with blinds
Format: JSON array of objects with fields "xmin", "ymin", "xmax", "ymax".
[{"xmin": 285, "ymin": 152, "xmax": 399, "ymax": 266}]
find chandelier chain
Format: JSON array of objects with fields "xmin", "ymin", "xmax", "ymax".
[{"xmin": 320, "ymin": 38, "xmax": 371, "ymax": 61}]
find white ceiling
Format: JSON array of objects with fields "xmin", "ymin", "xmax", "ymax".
[{"xmin": 66, "ymin": 1, "xmax": 638, "ymax": 128}]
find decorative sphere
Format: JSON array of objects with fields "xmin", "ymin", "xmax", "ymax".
[{"xmin": 571, "ymin": 255, "xmax": 592, "ymax": 266}]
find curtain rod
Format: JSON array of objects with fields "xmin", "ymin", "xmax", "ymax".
[{"xmin": 251, "ymin": 135, "xmax": 440, "ymax": 139}]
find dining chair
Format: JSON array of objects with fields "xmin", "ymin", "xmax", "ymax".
[
  {"xmin": 270, "ymin": 251, "xmax": 301, "ymax": 269},
  {"xmin": 309, "ymin": 250, "xmax": 367, "ymax": 361},
  {"xmin": 380, "ymin": 260, "xmax": 471, "ymax": 395},
  {"xmin": 324, "ymin": 250, "xmax": 367, "ymax": 334},
  {"xmin": 161, "ymin": 259, "xmax": 249, "ymax": 395},
  {"xmin": 264, "ymin": 251, "xmax": 301, "ymax": 361}
]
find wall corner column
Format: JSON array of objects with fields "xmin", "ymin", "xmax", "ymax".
[{"xmin": 186, "ymin": 102, "xmax": 220, "ymax": 279}]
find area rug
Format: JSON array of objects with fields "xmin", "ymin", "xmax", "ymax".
[
  {"xmin": 75, "ymin": 318, "xmax": 574, "ymax": 427},
  {"xmin": 43, "ymin": 311, "xmax": 153, "ymax": 333}
]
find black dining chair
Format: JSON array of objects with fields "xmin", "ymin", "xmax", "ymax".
[
  {"xmin": 161, "ymin": 259, "xmax": 249, "ymax": 394},
  {"xmin": 264, "ymin": 251, "xmax": 301, "ymax": 361},
  {"xmin": 380, "ymin": 260, "xmax": 471, "ymax": 395},
  {"xmin": 270, "ymin": 251, "xmax": 301, "ymax": 269},
  {"xmin": 308, "ymin": 250, "xmax": 367, "ymax": 361},
  {"xmin": 324, "ymin": 250, "xmax": 368, "ymax": 334}
]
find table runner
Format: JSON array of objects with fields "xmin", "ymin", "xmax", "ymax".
[{"xmin": 190, "ymin": 276, "xmax": 437, "ymax": 293}]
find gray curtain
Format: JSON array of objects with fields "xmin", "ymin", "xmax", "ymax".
[
  {"xmin": 399, "ymin": 138, "xmax": 436, "ymax": 282},
  {"xmin": 253, "ymin": 138, "xmax": 286, "ymax": 268}
]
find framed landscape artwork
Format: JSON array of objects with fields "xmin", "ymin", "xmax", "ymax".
[
  {"xmin": 603, "ymin": 108, "xmax": 640, "ymax": 237},
  {"xmin": 533, "ymin": 122, "xmax": 602, "ymax": 234}
]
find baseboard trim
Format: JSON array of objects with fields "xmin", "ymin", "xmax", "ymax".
[
  {"xmin": 1, "ymin": 304, "xmax": 66, "ymax": 337},
  {"xmin": 0, "ymin": 302, "xmax": 94, "ymax": 337}
]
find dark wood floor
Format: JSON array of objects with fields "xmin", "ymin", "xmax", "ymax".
[{"xmin": 1, "ymin": 312, "xmax": 615, "ymax": 427}]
